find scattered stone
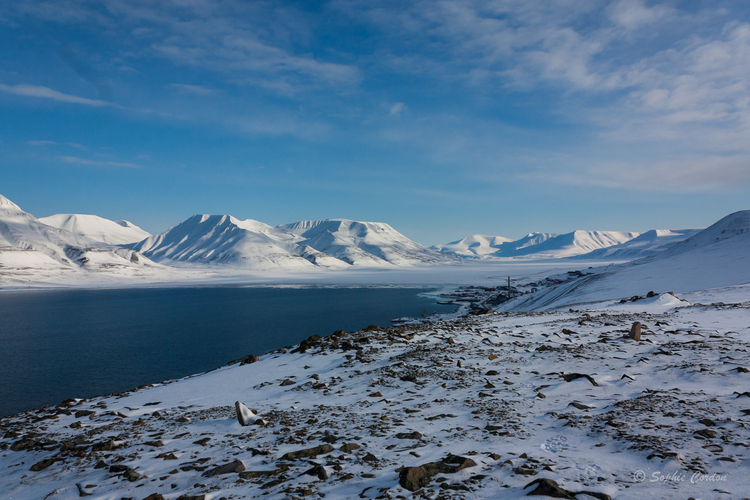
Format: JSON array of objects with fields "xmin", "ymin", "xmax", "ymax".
[
  {"xmin": 694, "ymin": 429, "xmax": 718, "ymax": 439},
  {"xmin": 395, "ymin": 431, "xmax": 423, "ymax": 440},
  {"xmin": 240, "ymin": 354, "xmax": 260, "ymax": 365},
  {"xmin": 144, "ymin": 440, "xmax": 163, "ymax": 447},
  {"xmin": 629, "ymin": 322, "xmax": 641, "ymax": 341},
  {"xmin": 280, "ymin": 444, "xmax": 334, "ymax": 461},
  {"xmin": 524, "ymin": 478, "xmax": 611, "ymax": 500},
  {"xmin": 562, "ymin": 373, "xmax": 599, "ymax": 386},
  {"xmin": 303, "ymin": 465, "xmax": 328, "ymax": 480},
  {"xmin": 280, "ymin": 379, "xmax": 296, "ymax": 386},
  {"xmin": 568, "ymin": 402, "xmax": 593, "ymax": 410},
  {"xmin": 339, "ymin": 443, "xmax": 361, "ymax": 453},
  {"xmin": 368, "ymin": 391, "xmax": 383, "ymax": 398},
  {"xmin": 699, "ymin": 418, "xmax": 716, "ymax": 427},
  {"xmin": 202, "ymin": 459, "xmax": 245, "ymax": 477},
  {"xmin": 193, "ymin": 437, "xmax": 211, "ymax": 446},
  {"xmin": 142, "ymin": 494, "xmax": 164, "ymax": 500},
  {"xmin": 75, "ymin": 483, "xmax": 92, "ymax": 497},
  {"xmin": 29, "ymin": 458, "xmax": 57, "ymax": 471},
  {"xmin": 398, "ymin": 455, "xmax": 477, "ymax": 492},
  {"xmin": 235, "ymin": 401, "xmax": 255, "ymax": 426}
]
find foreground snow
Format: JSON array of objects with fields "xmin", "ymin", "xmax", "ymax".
[{"xmin": 1, "ymin": 286, "xmax": 748, "ymax": 500}]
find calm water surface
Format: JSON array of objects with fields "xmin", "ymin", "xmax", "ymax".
[{"xmin": 0, "ymin": 286, "xmax": 454, "ymax": 417}]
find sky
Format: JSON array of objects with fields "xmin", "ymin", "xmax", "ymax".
[{"xmin": 1, "ymin": 0, "xmax": 749, "ymax": 245}]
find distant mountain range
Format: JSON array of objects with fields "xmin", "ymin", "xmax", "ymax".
[
  {"xmin": 1, "ymin": 193, "xmax": 746, "ymax": 287},
  {"xmin": 132, "ymin": 215, "xmax": 456, "ymax": 269},
  {"xmin": 433, "ymin": 228, "xmax": 701, "ymax": 260}
]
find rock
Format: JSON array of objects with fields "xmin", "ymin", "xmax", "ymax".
[
  {"xmin": 176, "ymin": 496, "xmax": 206, "ymax": 500},
  {"xmin": 29, "ymin": 458, "xmax": 57, "ymax": 471},
  {"xmin": 339, "ymin": 443, "xmax": 361, "ymax": 453},
  {"xmin": 94, "ymin": 460, "xmax": 108, "ymax": 469},
  {"xmin": 280, "ymin": 379, "xmax": 296, "ymax": 386},
  {"xmin": 486, "ymin": 370, "xmax": 499, "ymax": 376},
  {"xmin": 144, "ymin": 440, "xmax": 163, "ymax": 447},
  {"xmin": 280, "ymin": 444, "xmax": 334, "ymax": 461},
  {"xmin": 76, "ymin": 483, "xmax": 92, "ymax": 497},
  {"xmin": 629, "ymin": 322, "xmax": 641, "ymax": 341},
  {"xmin": 142, "ymin": 494, "xmax": 164, "ymax": 500},
  {"xmin": 240, "ymin": 354, "xmax": 260, "ymax": 365},
  {"xmin": 91, "ymin": 440, "xmax": 119, "ymax": 451},
  {"xmin": 694, "ymin": 429, "xmax": 717, "ymax": 439},
  {"xmin": 303, "ymin": 465, "xmax": 328, "ymax": 480},
  {"xmin": 74, "ymin": 410, "xmax": 95, "ymax": 419},
  {"xmin": 239, "ymin": 465, "xmax": 289, "ymax": 479},
  {"xmin": 368, "ymin": 391, "xmax": 383, "ymax": 398},
  {"xmin": 699, "ymin": 418, "xmax": 716, "ymax": 427},
  {"xmin": 398, "ymin": 455, "xmax": 477, "ymax": 491},
  {"xmin": 193, "ymin": 437, "xmax": 211, "ymax": 446},
  {"xmin": 646, "ymin": 291, "xmax": 657, "ymax": 297},
  {"xmin": 124, "ymin": 468, "xmax": 141, "ymax": 482},
  {"xmin": 235, "ymin": 401, "xmax": 255, "ymax": 426},
  {"xmin": 562, "ymin": 373, "xmax": 599, "ymax": 386},
  {"xmin": 488, "ymin": 354, "xmax": 498, "ymax": 361},
  {"xmin": 201, "ymin": 459, "xmax": 245, "ymax": 477},
  {"xmin": 446, "ymin": 337, "xmax": 455, "ymax": 345},
  {"xmin": 568, "ymin": 402, "xmax": 593, "ymax": 410},
  {"xmin": 524, "ymin": 478, "xmax": 575, "ymax": 498},
  {"xmin": 395, "ymin": 431, "xmax": 423, "ymax": 440},
  {"xmin": 70, "ymin": 421, "xmax": 82, "ymax": 429}
]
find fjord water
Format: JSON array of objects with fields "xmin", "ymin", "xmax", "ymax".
[{"xmin": 0, "ymin": 287, "xmax": 454, "ymax": 417}]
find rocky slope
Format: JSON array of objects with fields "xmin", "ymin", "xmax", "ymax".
[{"xmin": 1, "ymin": 291, "xmax": 748, "ymax": 499}]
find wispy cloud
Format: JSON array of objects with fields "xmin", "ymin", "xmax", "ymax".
[
  {"xmin": 168, "ymin": 83, "xmax": 217, "ymax": 96},
  {"xmin": 60, "ymin": 156, "xmax": 141, "ymax": 168},
  {"xmin": 27, "ymin": 140, "xmax": 86, "ymax": 149},
  {"xmin": 0, "ymin": 84, "xmax": 112, "ymax": 106}
]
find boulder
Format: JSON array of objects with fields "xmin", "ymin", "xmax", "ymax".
[
  {"xmin": 235, "ymin": 401, "xmax": 256, "ymax": 426},
  {"xmin": 280, "ymin": 444, "xmax": 334, "ymax": 461},
  {"xmin": 201, "ymin": 459, "xmax": 245, "ymax": 477},
  {"xmin": 398, "ymin": 455, "xmax": 477, "ymax": 491},
  {"xmin": 629, "ymin": 322, "xmax": 641, "ymax": 341}
]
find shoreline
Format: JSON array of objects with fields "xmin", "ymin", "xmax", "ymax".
[{"xmin": 1, "ymin": 294, "xmax": 747, "ymax": 499}]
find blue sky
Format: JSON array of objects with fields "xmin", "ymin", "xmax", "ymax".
[{"xmin": 1, "ymin": 0, "xmax": 749, "ymax": 245}]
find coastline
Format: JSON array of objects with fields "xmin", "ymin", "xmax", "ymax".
[{"xmin": 2, "ymin": 292, "xmax": 747, "ymax": 499}]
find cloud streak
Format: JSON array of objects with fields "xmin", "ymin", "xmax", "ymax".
[
  {"xmin": 0, "ymin": 84, "xmax": 112, "ymax": 106},
  {"xmin": 60, "ymin": 156, "xmax": 141, "ymax": 168}
]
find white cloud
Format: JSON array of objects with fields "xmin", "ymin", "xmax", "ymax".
[
  {"xmin": 390, "ymin": 102, "xmax": 405, "ymax": 115},
  {"xmin": 60, "ymin": 156, "xmax": 141, "ymax": 168},
  {"xmin": 168, "ymin": 83, "xmax": 217, "ymax": 96},
  {"xmin": 0, "ymin": 84, "xmax": 112, "ymax": 106}
]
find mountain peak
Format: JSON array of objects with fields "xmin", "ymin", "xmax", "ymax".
[{"xmin": 0, "ymin": 194, "xmax": 23, "ymax": 213}]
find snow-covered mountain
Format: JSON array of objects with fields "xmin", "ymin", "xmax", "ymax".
[
  {"xmin": 574, "ymin": 229, "xmax": 700, "ymax": 260},
  {"xmin": 39, "ymin": 213, "xmax": 151, "ymax": 245},
  {"xmin": 508, "ymin": 210, "xmax": 750, "ymax": 311},
  {"xmin": 0, "ymin": 194, "xmax": 158, "ymax": 275},
  {"xmin": 133, "ymin": 215, "xmax": 457, "ymax": 269},
  {"xmin": 431, "ymin": 234, "xmax": 513, "ymax": 257},
  {"xmin": 436, "ymin": 230, "xmax": 637, "ymax": 259}
]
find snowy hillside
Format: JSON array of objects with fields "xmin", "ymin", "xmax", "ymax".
[
  {"xmin": 506, "ymin": 211, "xmax": 750, "ymax": 311},
  {"xmin": 134, "ymin": 216, "xmax": 457, "ymax": 269},
  {"xmin": 40, "ymin": 213, "xmax": 151, "ymax": 245},
  {"xmin": 431, "ymin": 234, "xmax": 513, "ymax": 257},
  {"xmin": 573, "ymin": 229, "xmax": 700, "ymax": 260}
]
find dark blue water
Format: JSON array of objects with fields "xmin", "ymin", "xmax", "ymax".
[{"xmin": 0, "ymin": 286, "xmax": 454, "ymax": 417}]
